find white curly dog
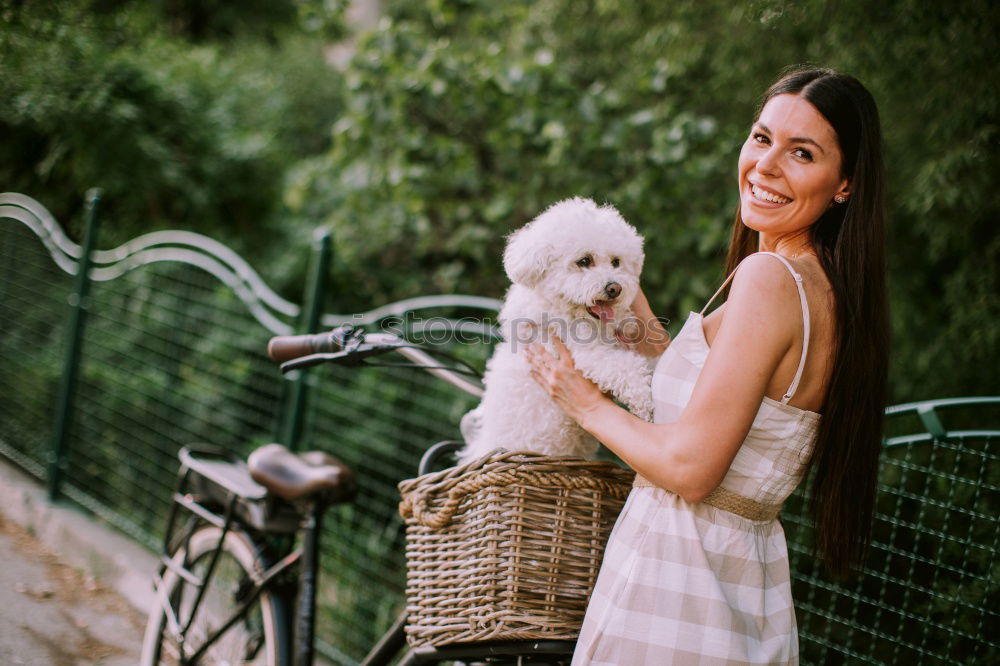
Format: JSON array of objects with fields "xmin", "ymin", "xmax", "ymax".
[{"xmin": 459, "ymin": 197, "xmax": 655, "ymax": 463}]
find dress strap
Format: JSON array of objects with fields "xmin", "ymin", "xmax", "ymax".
[
  {"xmin": 699, "ymin": 252, "xmax": 811, "ymax": 403},
  {"xmin": 698, "ymin": 268, "xmax": 738, "ymax": 316},
  {"xmin": 756, "ymin": 252, "xmax": 811, "ymax": 403}
]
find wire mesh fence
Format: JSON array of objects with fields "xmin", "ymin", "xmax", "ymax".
[
  {"xmin": 783, "ymin": 402, "xmax": 999, "ymax": 665},
  {"xmin": 1, "ymin": 191, "xmax": 996, "ymax": 664},
  {"xmin": 0, "ymin": 191, "xmax": 494, "ymax": 662},
  {"xmin": 0, "ymin": 215, "xmax": 73, "ymax": 477},
  {"xmin": 306, "ymin": 363, "xmax": 482, "ymax": 660},
  {"xmin": 62, "ymin": 262, "xmax": 289, "ymax": 544}
]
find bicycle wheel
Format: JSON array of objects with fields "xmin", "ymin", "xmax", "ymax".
[{"xmin": 141, "ymin": 526, "xmax": 289, "ymax": 665}]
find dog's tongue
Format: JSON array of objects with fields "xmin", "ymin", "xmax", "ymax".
[{"xmin": 588, "ymin": 302, "xmax": 616, "ymax": 322}]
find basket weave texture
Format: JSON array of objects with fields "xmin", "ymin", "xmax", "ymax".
[{"xmin": 398, "ymin": 449, "xmax": 635, "ymax": 648}]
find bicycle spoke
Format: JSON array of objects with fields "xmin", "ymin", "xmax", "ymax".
[{"xmin": 157, "ymin": 543, "xmax": 274, "ymax": 665}]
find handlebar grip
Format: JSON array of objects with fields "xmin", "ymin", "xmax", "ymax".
[
  {"xmin": 267, "ymin": 334, "xmax": 324, "ymax": 362},
  {"xmin": 267, "ymin": 325, "xmax": 355, "ymax": 362}
]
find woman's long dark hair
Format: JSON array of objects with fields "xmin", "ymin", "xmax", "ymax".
[{"xmin": 724, "ymin": 67, "xmax": 889, "ymax": 578}]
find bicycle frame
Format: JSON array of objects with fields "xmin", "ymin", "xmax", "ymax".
[
  {"xmin": 154, "ymin": 455, "xmax": 308, "ymax": 664},
  {"xmin": 155, "ymin": 446, "xmax": 409, "ymax": 666},
  {"xmin": 148, "ymin": 328, "xmax": 577, "ymax": 665}
]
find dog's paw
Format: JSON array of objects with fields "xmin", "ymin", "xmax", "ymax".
[
  {"xmin": 615, "ymin": 373, "xmax": 654, "ymax": 422},
  {"xmin": 460, "ymin": 405, "xmax": 484, "ymax": 444},
  {"xmin": 630, "ymin": 397, "xmax": 655, "ymax": 422}
]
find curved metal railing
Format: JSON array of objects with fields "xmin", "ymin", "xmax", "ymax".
[
  {"xmin": 0, "ymin": 191, "xmax": 505, "ymax": 661},
  {"xmin": 0, "ymin": 192, "xmax": 503, "ymax": 339},
  {"xmin": 883, "ymin": 395, "xmax": 1000, "ymax": 445},
  {"xmin": 1, "ymin": 193, "xmax": 301, "ymax": 335}
]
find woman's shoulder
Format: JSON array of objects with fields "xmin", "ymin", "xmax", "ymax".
[
  {"xmin": 725, "ymin": 251, "xmax": 836, "ymax": 355},
  {"xmin": 718, "ymin": 252, "xmax": 823, "ymax": 346},
  {"xmin": 729, "ymin": 252, "xmax": 805, "ymax": 307}
]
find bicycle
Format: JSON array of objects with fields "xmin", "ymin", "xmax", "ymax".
[{"xmin": 140, "ymin": 323, "xmax": 579, "ymax": 665}]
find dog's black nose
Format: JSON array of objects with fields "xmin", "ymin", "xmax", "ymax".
[{"xmin": 605, "ymin": 282, "xmax": 622, "ymax": 299}]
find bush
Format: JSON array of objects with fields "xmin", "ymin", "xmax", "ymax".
[
  {"xmin": 285, "ymin": 0, "xmax": 999, "ymax": 401},
  {"xmin": 0, "ymin": 0, "xmax": 343, "ymax": 263}
]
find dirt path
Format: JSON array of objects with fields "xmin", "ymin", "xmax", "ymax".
[{"xmin": 0, "ymin": 512, "xmax": 145, "ymax": 665}]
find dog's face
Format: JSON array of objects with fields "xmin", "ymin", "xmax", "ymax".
[{"xmin": 503, "ymin": 197, "xmax": 645, "ymax": 325}]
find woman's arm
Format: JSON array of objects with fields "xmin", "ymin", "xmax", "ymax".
[
  {"xmin": 527, "ymin": 254, "xmax": 800, "ymax": 502},
  {"xmin": 623, "ymin": 287, "xmax": 671, "ymax": 357}
]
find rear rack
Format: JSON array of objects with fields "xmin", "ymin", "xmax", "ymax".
[{"xmin": 167, "ymin": 446, "xmax": 302, "ymax": 544}]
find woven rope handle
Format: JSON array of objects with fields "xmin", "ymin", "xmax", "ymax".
[{"xmin": 400, "ymin": 466, "xmax": 630, "ymax": 528}]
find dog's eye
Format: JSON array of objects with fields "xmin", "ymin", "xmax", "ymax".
[
  {"xmin": 576, "ymin": 256, "xmax": 593, "ymax": 268},
  {"xmin": 611, "ymin": 257, "xmax": 620, "ymax": 268}
]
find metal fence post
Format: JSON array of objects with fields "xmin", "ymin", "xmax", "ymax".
[
  {"xmin": 281, "ymin": 228, "xmax": 332, "ymax": 451},
  {"xmin": 48, "ymin": 188, "xmax": 102, "ymax": 501}
]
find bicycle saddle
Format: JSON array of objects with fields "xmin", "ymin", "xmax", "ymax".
[{"xmin": 248, "ymin": 443, "xmax": 357, "ymax": 504}]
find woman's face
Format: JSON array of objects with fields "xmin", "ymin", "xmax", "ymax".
[{"xmin": 738, "ymin": 93, "xmax": 849, "ymax": 237}]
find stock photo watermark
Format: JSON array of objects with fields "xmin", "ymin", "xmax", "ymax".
[{"xmin": 360, "ymin": 311, "xmax": 670, "ymax": 350}]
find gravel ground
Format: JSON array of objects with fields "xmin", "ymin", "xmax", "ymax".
[{"xmin": 0, "ymin": 511, "xmax": 145, "ymax": 665}]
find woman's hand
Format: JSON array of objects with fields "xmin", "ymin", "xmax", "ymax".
[
  {"xmin": 525, "ymin": 333, "xmax": 610, "ymax": 424},
  {"xmin": 623, "ymin": 287, "xmax": 671, "ymax": 357}
]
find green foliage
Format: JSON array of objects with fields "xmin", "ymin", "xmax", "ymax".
[
  {"xmin": 1, "ymin": 1, "xmax": 998, "ymax": 659},
  {"xmin": 0, "ymin": 0, "xmax": 343, "ymax": 261},
  {"xmin": 286, "ymin": 0, "xmax": 999, "ymax": 401},
  {"xmin": 794, "ymin": 0, "xmax": 1000, "ymax": 402},
  {"xmin": 3, "ymin": 0, "xmax": 996, "ymax": 399},
  {"xmin": 285, "ymin": 1, "xmax": 745, "ymax": 314}
]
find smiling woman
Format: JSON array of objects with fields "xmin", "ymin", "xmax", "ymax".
[
  {"xmin": 526, "ymin": 66, "xmax": 889, "ymax": 665},
  {"xmin": 738, "ymin": 94, "xmax": 852, "ymax": 241},
  {"xmin": 724, "ymin": 66, "xmax": 890, "ymax": 577}
]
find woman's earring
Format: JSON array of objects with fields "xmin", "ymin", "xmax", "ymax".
[{"xmin": 834, "ymin": 194, "xmax": 848, "ymax": 204}]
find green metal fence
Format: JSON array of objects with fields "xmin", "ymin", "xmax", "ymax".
[
  {"xmin": 0, "ymin": 191, "xmax": 499, "ymax": 662},
  {"xmin": 783, "ymin": 398, "xmax": 999, "ymax": 665},
  {"xmin": 1, "ymin": 191, "xmax": 996, "ymax": 664}
]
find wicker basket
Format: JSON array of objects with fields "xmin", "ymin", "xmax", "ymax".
[{"xmin": 397, "ymin": 449, "xmax": 635, "ymax": 648}]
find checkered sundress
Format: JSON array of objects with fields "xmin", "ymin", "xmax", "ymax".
[{"xmin": 573, "ymin": 252, "xmax": 820, "ymax": 665}]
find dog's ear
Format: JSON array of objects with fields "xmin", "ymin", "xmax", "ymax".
[{"xmin": 503, "ymin": 225, "xmax": 553, "ymax": 287}]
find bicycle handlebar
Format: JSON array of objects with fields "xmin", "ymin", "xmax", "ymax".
[
  {"xmin": 267, "ymin": 325, "xmax": 359, "ymax": 362},
  {"xmin": 267, "ymin": 326, "xmax": 486, "ymax": 398}
]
